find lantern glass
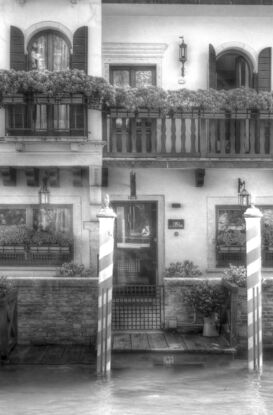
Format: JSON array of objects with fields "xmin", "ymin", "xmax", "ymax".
[
  {"xmin": 39, "ymin": 187, "xmax": 50, "ymax": 204},
  {"xmin": 179, "ymin": 38, "xmax": 187, "ymax": 63},
  {"xmin": 238, "ymin": 188, "xmax": 251, "ymax": 207}
]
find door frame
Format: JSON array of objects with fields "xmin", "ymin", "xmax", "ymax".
[{"xmin": 110, "ymin": 194, "xmax": 165, "ymax": 286}]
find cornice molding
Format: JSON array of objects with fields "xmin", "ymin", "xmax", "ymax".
[{"xmin": 103, "ymin": 42, "xmax": 168, "ymax": 60}]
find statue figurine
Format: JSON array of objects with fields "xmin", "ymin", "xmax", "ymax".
[{"xmin": 102, "ymin": 194, "xmax": 110, "ymax": 210}]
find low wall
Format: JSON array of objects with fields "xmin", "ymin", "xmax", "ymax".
[{"xmin": 12, "ymin": 277, "xmax": 98, "ymax": 346}]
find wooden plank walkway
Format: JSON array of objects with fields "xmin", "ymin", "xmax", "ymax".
[
  {"xmin": 112, "ymin": 331, "xmax": 235, "ymax": 354},
  {"xmin": 2, "ymin": 331, "xmax": 235, "ymax": 365}
]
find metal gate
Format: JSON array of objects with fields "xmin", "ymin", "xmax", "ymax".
[{"xmin": 112, "ymin": 285, "xmax": 164, "ymax": 331}]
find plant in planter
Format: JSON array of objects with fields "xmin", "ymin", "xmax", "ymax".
[
  {"xmin": 56, "ymin": 262, "xmax": 94, "ymax": 278},
  {"xmin": 0, "ymin": 276, "xmax": 17, "ymax": 359},
  {"xmin": 183, "ymin": 280, "xmax": 225, "ymax": 337},
  {"xmin": 165, "ymin": 260, "xmax": 202, "ymax": 278}
]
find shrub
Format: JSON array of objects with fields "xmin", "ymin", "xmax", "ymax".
[
  {"xmin": 222, "ymin": 264, "xmax": 247, "ymax": 288},
  {"xmin": 0, "ymin": 276, "xmax": 16, "ymax": 298},
  {"xmin": 165, "ymin": 260, "xmax": 202, "ymax": 278},
  {"xmin": 56, "ymin": 262, "xmax": 93, "ymax": 278},
  {"xmin": 183, "ymin": 281, "xmax": 225, "ymax": 318}
]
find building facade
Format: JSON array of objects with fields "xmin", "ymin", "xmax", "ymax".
[{"xmin": 1, "ymin": 0, "xmax": 273, "ymax": 344}]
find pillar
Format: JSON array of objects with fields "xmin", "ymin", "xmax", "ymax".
[
  {"xmin": 96, "ymin": 194, "xmax": 116, "ymax": 375},
  {"xmin": 244, "ymin": 205, "xmax": 263, "ymax": 373}
]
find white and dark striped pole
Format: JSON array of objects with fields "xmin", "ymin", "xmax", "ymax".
[
  {"xmin": 244, "ymin": 205, "xmax": 263, "ymax": 373},
  {"xmin": 96, "ymin": 194, "xmax": 116, "ymax": 376}
]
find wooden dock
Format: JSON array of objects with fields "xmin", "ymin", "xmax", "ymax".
[
  {"xmin": 112, "ymin": 331, "xmax": 235, "ymax": 354},
  {"xmin": 2, "ymin": 331, "xmax": 236, "ymax": 365}
]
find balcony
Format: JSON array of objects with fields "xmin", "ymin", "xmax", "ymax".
[
  {"xmin": 4, "ymin": 94, "xmax": 87, "ymax": 139},
  {"xmin": 103, "ymin": 108, "xmax": 273, "ymax": 168}
]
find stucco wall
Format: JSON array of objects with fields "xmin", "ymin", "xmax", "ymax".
[
  {"xmin": 108, "ymin": 167, "xmax": 273, "ymax": 276},
  {"xmin": 102, "ymin": 4, "xmax": 273, "ymax": 90},
  {"xmin": 14, "ymin": 277, "xmax": 98, "ymax": 345}
]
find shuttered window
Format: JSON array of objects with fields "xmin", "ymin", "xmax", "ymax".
[
  {"xmin": 258, "ymin": 47, "xmax": 272, "ymax": 92},
  {"xmin": 10, "ymin": 26, "xmax": 26, "ymax": 70},
  {"xmin": 209, "ymin": 44, "xmax": 272, "ymax": 92},
  {"xmin": 8, "ymin": 26, "xmax": 88, "ymax": 136}
]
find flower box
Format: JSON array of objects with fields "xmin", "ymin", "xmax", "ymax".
[
  {"xmin": 1, "ymin": 94, "xmax": 25, "ymax": 104},
  {"xmin": 33, "ymin": 93, "xmax": 84, "ymax": 105}
]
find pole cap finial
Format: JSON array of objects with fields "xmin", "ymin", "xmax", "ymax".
[{"xmin": 97, "ymin": 193, "xmax": 117, "ymax": 218}]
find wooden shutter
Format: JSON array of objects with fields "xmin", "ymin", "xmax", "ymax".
[
  {"xmin": 71, "ymin": 26, "xmax": 88, "ymax": 73},
  {"xmin": 258, "ymin": 47, "xmax": 272, "ymax": 91},
  {"xmin": 209, "ymin": 44, "xmax": 217, "ymax": 89},
  {"xmin": 10, "ymin": 26, "xmax": 26, "ymax": 70}
]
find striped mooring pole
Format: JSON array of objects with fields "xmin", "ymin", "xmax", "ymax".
[
  {"xmin": 96, "ymin": 194, "xmax": 116, "ymax": 376},
  {"xmin": 244, "ymin": 205, "xmax": 263, "ymax": 373}
]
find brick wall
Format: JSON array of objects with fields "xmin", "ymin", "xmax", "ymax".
[{"xmin": 13, "ymin": 277, "xmax": 98, "ymax": 346}]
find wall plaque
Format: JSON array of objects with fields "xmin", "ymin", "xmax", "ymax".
[{"xmin": 168, "ymin": 219, "xmax": 184, "ymax": 229}]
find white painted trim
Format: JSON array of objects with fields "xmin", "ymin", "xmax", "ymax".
[
  {"xmin": 215, "ymin": 42, "xmax": 258, "ymax": 72},
  {"xmin": 24, "ymin": 21, "xmax": 73, "ymax": 53},
  {"xmin": 102, "ymin": 42, "xmax": 168, "ymax": 87},
  {"xmin": 110, "ymin": 194, "xmax": 165, "ymax": 285}
]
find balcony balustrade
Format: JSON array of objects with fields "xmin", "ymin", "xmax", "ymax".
[{"xmin": 103, "ymin": 109, "xmax": 273, "ymax": 164}]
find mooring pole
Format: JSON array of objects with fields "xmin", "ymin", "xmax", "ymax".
[
  {"xmin": 96, "ymin": 194, "xmax": 116, "ymax": 376},
  {"xmin": 244, "ymin": 205, "xmax": 263, "ymax": 373}
]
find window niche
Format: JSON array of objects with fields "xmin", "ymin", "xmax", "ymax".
[
  {"xmin": 0, "ymin": 205, "xmax": 73, "ymax": 266},
  {"xmin": 215, "ymin": 205, "xmax": 273, "ymax": 268}
]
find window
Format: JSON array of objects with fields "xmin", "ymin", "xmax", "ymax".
[
  {"xmin": 0, "ymin": 205, "xmax": 73, "ymax": 266},
  {"xmin": 6, "ymin": 29, "xmax": 86, "ymax": 137},
  {"xmin": 216, "ymin": 205, "xmax": 273, "ymax": 268},
  {"xmin": 216, "ymin": 52, "xmax": 253, "ymax": 90},
  {"xmin": 110, "ymin": 66, "xmax": 156, "ymax": 88},
  {"xmin": 28, "ymin": 30, "xmax": 70, "ymax": 71}
]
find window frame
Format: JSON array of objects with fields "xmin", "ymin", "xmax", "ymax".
[
  {"xmin": 27, "ymin": 29, "xmax": 72, "ymax": 71},
  {"xmin": 109, "ymin": 65, "xmax": 157, "ymax": 87},
  {"xmin": 0, "ymin": 204, "xmax": 74, "ymax": 267},
  {"xmin": 216, "ymin": 205, "xmax": 273, "ymax": 268}
]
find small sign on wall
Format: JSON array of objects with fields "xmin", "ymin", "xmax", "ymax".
[{"xmin": 168, "ymin": 219, "xmax": 184, "ymax": 229}]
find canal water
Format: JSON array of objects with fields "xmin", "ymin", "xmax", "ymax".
[{"xmin": 0, "ymin": 356, "xmax": 272, "ymax": 415}]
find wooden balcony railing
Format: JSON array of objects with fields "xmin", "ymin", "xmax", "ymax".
[{"xmin": 103, "ymin": 109, "xmax": 273, "ymax": 159}]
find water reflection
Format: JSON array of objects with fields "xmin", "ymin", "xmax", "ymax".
[{"xmin": 0, "ymin": 360, "xmax": 272, "ymax": 415}]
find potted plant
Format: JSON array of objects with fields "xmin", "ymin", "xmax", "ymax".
[
  {"xmin": 165, "ymin": 260, "xmax": 202, "ymax": 278},
  {"xmin": 183, "ymin": 280, "xmax": 225, "ymax": 337},
  {"xmin": 0, "ymin": 276, "xmax": 17, "ymax": 359}
]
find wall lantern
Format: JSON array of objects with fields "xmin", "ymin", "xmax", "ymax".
[
  {"xmin": 130, "ymin": 171, "xmax": 136, "ymax": 199},
  {"xmin": 39, "ymin": 176, "xmax": 50, "ymax": 204},
  {"xmin": 179, "ymin": 36, "xmax": 187, "ymax": 77},
  {"xmin": 238, "ymin": 178, "xmax": 251, "ymax": 208}
]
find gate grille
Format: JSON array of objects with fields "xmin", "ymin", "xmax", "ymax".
[{"xmin": 112, "ymin": 285, "xmax": 164, "ymax": 331}]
